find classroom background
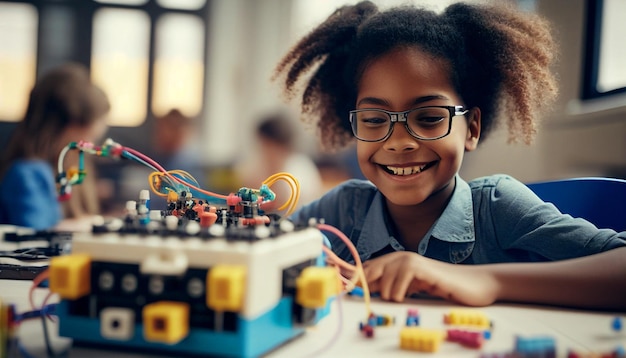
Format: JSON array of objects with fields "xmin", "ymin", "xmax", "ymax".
[{"xmin": 0, "ymin": 0, "xmax": 624, "ymax": 213}]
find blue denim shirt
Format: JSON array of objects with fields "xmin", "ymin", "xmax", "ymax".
[
  {"xmin": 0, "ymin": 159, "xmax": 62, "ymax": 230},
  {"xmin": 290, "ymin": 174, "xmax": 626, "ymax": 264}
]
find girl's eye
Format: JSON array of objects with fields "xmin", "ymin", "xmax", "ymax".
[
  {"xmin": 409, "ymin": 108, "xmax": 448, "ymax": 127},
  {"xmin": 417, "ymin": 116, "xmax": 445, "ymax": 124},
  {"xmin": 362, "ymin": 117, "xmax": 387, "ymax": 124},
  {"xmin": 358, "ymin": 112, "xmax": 389, "ymax": 126}
]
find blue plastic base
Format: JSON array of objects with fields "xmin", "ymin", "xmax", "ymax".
[{"xmin": 58, "ymin": 297, "xmax": 328, "ymax": 358}]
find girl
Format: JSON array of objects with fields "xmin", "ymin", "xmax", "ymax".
[
  {"xmin": 0, "ymin": 63, "xmax": 110, "ymax": 231},
  {"xmin": 275, "ymin": 1, "xmax": 626, "ymax": 310}
]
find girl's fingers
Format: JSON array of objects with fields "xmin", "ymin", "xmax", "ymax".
[
  {"xmin": 390, "ymin": 271, "xmax": 414, "ymax": 302},
  {"xmin": 367, "ymin": 277, "xmax": 380, "ymax": 293}
]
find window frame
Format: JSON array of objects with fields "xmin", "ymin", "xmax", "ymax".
[{"xmin": 581, "ymin": 0, "xmax": 626, "ymax": 100}]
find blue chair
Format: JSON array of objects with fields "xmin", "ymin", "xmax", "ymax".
[{"xmin": 526, "ymin": 177, "xmax": 626, "ymax": 232}]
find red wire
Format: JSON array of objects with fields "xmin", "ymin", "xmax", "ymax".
[{"xmin": 123, "ymin": 146, "xmax": 229, "ymax": 200}]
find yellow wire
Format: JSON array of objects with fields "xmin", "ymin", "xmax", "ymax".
[
  {"xmin": 263, "ymin": 172, "xmax": 301, "ymax": 216},
  {"xmin": 148, "ymin": 170, "xmax": 200, "ymax": 198},
  {"xmin": 148, "ymin": 172, "xmax": 168, "ymax": 197}
]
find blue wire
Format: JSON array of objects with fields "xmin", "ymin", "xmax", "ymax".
[
  {"xmin": 14, "ymin": 303, "xmax": 57, "ymax": 323},
  {"xmin": 18, "ymin": 341, "xmax": 37, "ymax": 358},
  {"xmin": 322, "ymin": 233, "xmax": 332, "ymax": 249}
]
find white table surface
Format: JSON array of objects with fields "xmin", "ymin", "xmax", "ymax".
[{"xmin": 2, "ymin": 279, "xmax": 625, "ymax": 358}]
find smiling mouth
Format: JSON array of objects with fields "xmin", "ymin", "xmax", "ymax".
[{"xmin": 382, "ymin": 162, "xmax": 435, "ymax": 176}]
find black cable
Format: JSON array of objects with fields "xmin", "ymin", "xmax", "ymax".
[
  {"xmin": 0, "ymin": 247, "xmax": 55, "ymax": 261},
  {"xmin": 40, "ymin": 308, "xmax": 69, "ymax": 358}
]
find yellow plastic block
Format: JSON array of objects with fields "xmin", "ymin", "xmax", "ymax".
[
  {"xmin": 399, "ymin": 327, "xmax": 445, "ymax": 352},
  {"xmin": 295, "ymin": 266, "xmax": 339, "ymax": 308},
  {"xmin": 444, "ymin": 309, "xmax": 491, "ymax": 328},
  {"xmin": 143, "ymin": 301, "xmax": 189, "ymax": 344},
  {"xmin": 207, "ymin": 265, "xmax": 246, "ymax": 312},
  {"xmin": 49, "ymin": 254, "xmax": 91, "ymax": 300}
]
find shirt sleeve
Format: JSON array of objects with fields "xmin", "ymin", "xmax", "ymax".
[
  {"xmin": 488, "ymin": 175, "xmax": 626, "ymax": 261},
  {"xmin": 0, "ymin": 161, "xmax": 62, "ymax": 230}
]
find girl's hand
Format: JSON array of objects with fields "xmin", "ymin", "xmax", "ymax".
[{"xmin": 363, "ymin": 251, "xmax": 500, "ymax": 306}]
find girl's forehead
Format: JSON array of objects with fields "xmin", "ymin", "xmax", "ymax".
[
  {"xmin": 359, "ymin": 46, "xmax": 451, "ymax": 80},
  {"xmin": 357, "ymin": 47, "xmax": 456, "ymax": 100}
]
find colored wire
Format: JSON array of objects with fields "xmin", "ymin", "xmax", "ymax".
[
  {"xmin": 59, "ymin": 139, "xmax": 303, "ymax": 212},
  {"xmin": 148, "ymin": 170, "xmax": 198, "ymax": 198},
  {"xmin": 18, "ymin": 341, "xmax": 37, "ymax": 358},
  {"xmin": 11, "ymin": 304, "xmax": 59, "ymax": 358},
  {"xmin": 40, "ymin": 307, "xmax": 69, "ymax": 358},
  {"xmin": 304, "ymin": 289, "xmax": 345, "ymax": 358},
  {"xmin": 120, "ymin": 150, "xmax": 160, "ymax": 172},
  {"xmin": 14, "ymin": 304, "xmax": 58, "ymax": 324},
  {"xmin": 123, "ymin": 146, "xmax": 229, "ymax": 201},
  {"xmin": 29, "ymin": 269, "xmax": 50, "ymax": 310},
  {"xmin": 56, "ymin": 144, "xmax": 72, "ymax": 175},
  {"xmin": 41, "ymin": 291, "xmax": 58, "ymax": 322},
  {"xmin": 263, "ymin": 172, "xmax": 301, "ymax": 216},
  {"xmin": 318, "ymin": 224, "xmax": 372, "ymax": 317}
]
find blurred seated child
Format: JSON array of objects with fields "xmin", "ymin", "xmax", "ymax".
[
  {"xmin": 150, "ymin": 108, "xmax": 203, "ymax": 180},
  {"xmin": 0, "ymin": 63, "xmax": 110, "ymax": 231},
  {"xmin": 119, "ymin": 108, "xmax": 203, "ymax": 210},
  {"xmin": 237, "ymin": 110, "xmax": 323, "ymax": 209}
]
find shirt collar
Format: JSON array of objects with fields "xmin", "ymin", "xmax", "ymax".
[
  {"xmin": 356, "ymin": 175, "xmax": 476, "ymax": 259},
  {"xmin": 431, "ymin": 175, "xmax": 476, "ymax": 243},
  {"xmin": 357, "ymin": 190, "xmax": 392, "ymax": 259}
]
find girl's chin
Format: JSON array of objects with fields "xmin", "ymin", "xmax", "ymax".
[{"xmin": 380, "ymin": 188, "xmax": 431, "ymax": 207}]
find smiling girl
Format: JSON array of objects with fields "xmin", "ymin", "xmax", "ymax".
[{"xmin": 277, "ymin": 1, "xmax": 626, "ymax": 310}]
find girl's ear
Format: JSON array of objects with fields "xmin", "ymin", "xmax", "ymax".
[{"xmin": 465, "ymin": 107, "xmax": 481, "ymax": 152}]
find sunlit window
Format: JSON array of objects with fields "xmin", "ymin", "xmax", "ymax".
[
  {"xmin": 597, "ymin": 0, "xmax": 626, "ymax": 93},
  {"xmin": 94, "ymin": 0, "xmax": 148, "ymax": 5},
  {"xmin": 157, "ymin": 0, "xmax": 206, "ymax": 11},
  {"xmin": 0, "ymin": 3, "xmax": 37, "ymax": 121},
  {"xmin": 152, "ymin": 13, "xmax": 205, "ymax": 118},
  {"xmin": 91, "ymin": 8, "xmax": 150, "ymax": 126}
]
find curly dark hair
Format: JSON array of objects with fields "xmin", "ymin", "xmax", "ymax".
[{"xmin": 273, "ymin": 1, "xmax": 558, "ymax": 151}]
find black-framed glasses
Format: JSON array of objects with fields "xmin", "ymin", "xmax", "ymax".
[{"xmin": 349, "ymin": 105, "xmax": 468, "ymax": 142}]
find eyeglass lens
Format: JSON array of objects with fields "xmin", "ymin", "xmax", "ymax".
[{"xmin": 351, "ymin": 107, "xmax": 451, "ymax": 141}]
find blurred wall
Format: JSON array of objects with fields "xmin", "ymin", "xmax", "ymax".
[
  {"xmin": 204, "ymin": 0, "xmax": 626, "ymax": 183},
  {"xmin": 3, "ymin": 0, "xmax": 624, "ymax": 184},
  {"xmin": 460, "ymin": 0, "xmax": 626, "ymax": 182}
]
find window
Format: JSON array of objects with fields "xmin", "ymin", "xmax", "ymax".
[
  {"xmin": 0, "ymin": 0, "xmax": 209, "ymax": 127},
  {"xmin": 582, "ymin": 0, "xmax": 626, "ymax": 99},
  {"xmin": 94, "ymin": 0, "xmax": 148, "ymax": 6},
  {"xmin": 0, "ymin": 3, "xmax": 37, "ymax": 121},
  {"xmin": 157, "ymin": 0, "xmax": 205, "ymax": 10},
  {"xmin": 92, "ymin": 8, "xmax": 150, "ymax": 126},
  {"xmin": 152, "ymin": 13, "xmax": 205, "ymax": 118}
]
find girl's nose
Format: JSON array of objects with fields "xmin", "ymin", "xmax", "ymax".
[{"xmin": 382, "ymin": 123, "xmax": 419, "ymax": 152}]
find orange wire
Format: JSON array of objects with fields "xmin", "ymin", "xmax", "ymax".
[
  {"xmin": 318, "ymin": 224, "xmax": 372, "ymax": 316},
  {"xmin": 29, "ymin": 269, "xmax": 50, "ymax": 310},
  {"xmin": 41, "ymin": 291, "xmax": 58, "ymax": 322}
]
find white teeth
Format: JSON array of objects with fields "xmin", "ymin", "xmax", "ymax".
[{"xmin": 386, "ymin": 164, "xmax": 427, "ymax": 176}]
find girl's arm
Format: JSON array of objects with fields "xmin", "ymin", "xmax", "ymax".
[
  {"xmin": 490, "ymin": 245, "xmax": 626, "ymax": 310},
  {"xmin": 364, "ymin": 247, "xmax": 626, "ymax": 310}
]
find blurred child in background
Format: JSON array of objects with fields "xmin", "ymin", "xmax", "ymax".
[
  {"xmin": 118, "ymin": 108, "xmax": 203, "ymax": 210},
  {"xmin": 237, "ymin": 110, "xmax": 323, "ymax": 209},
  {"xmin": 0, "ymin": 62, "xmax": 110, "ymax": 231},
  {"xmin": 150, "ymin": 108, "xmax": 203, "ymax": 181}
]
